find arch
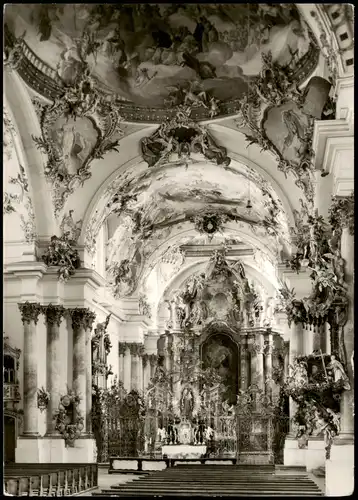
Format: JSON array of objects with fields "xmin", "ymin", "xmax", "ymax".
[{"xmin": 4, "ymin": 70, "xmax": 56, "ymax": 236}]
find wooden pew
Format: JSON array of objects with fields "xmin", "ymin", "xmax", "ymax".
[{"xmin": 4, "ymin": 463, "xmax": 98, "ymax": 496}]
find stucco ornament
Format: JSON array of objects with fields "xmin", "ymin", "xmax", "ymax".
[
  {"xmin": 234, "ymin": 53, "xmax": 332, "ymax": 206},
  {"xmin": 141, "ymin": 109, "xmax": 231, "ymax": 169},
  {"xmin": 3, "ymin": 30, "xmax": 26, "ymax": 71},
  {"xmin": 190, "ymin": 212, "xmax": 231, "ymax": 238},
  {"xmin": 107, "ymin": 258, "xmax": 138, "ymax": 298},
  {"xmin": 3, "ymin": 165, "xmax": 37, "ymax": 243},
  {"xmin": 138, "ymin": 293, "xmax": 152, "ymax": 319},
  {"xmin": 54, "ymin": 388, "xmax": 84, "ymax": 447},
  {"xmin": 60, "ymin": 210, "xmax": 82, "ymax": 242},
  {"xmin": 32, "ymin": 65, "xmax": 124, "ymax": 216},
  {"xmin": 329, "ymin": 192, "xmax": 354, "ymax": 236},
  {"xmin": 278, "ymin": 202, "xmax": 350, "ymax": 356},
  {"xmin": 42, "ymin": 234, "xmax": 81, "ymax": 282},
  {"xmin": 3, "ymin": 105, "xmax": 17, "ymax": 161}
]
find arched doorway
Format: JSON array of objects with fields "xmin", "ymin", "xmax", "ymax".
[{"xmin": 4, "ymin": 415, "xmax": 16, "ymax": 464}]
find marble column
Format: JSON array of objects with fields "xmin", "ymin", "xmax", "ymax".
[
  {"xmin": 284, "ymin": 322, "xmax": 306, "ymax": 466},
  {"xmin": 252, "ymin": 333, "xmax": 264, "ymax": 392},
  {"xmin": 312, "ymin": 324, "xmax": 321, "ymax": 352},
  {"xmin": 284, "ymin": 342, "xmax": 289, "ymax": 377},
  {"xmin": 69, "ymin": 308, "xmax": 96, "ymax": 434},
  {"xmin": 123, "ymin": 344, "xmax": 131, "ymax": 393},
  {"xmin": 118, "ymin": 343, "xmax": 126, "ymax": 385},
  {"xmin": 326, "ymin": 225, "xmax": 354, "ymax": 496},
  {"xmin": 18, "ymin": 302, "xmax": 42, "ymax": 436},
  {"xmin": 264, "ymin": 331, "xmax": 273, "ymax": 396},
  {"xmin": 143, "ymin": 354, "xmax": 151, "ymax": 392},
  {"xmin": 149, "ymin": 354, "xmax": 158, "ymax": 379},
  {"xmin": 337, "ymin": 226, "xmax": 354, "ymax": 441},
  {"xmin": 288, "ymin": 322, "xmax": 303, "ymax": 435},
  {"xmin": 129, "ymin": 343, "xmax": 142, "ymax": 391},
  {"xmin": 304, "ymin": 324, "xmax": 314, "ymax": 355},
  {"xmin": 137, "ymin": 345, "xmax": 144, "ymax": 394},
  {"xmin": 240, "ymin": 336, "xmax": 249, "ymax": 391},
  {"xmin": 85, "ymin": 311, "xmax": 96, "ymax": 434},
  {"xmin": 43, "ymin": 304, "xmax": 66, "ymax": 435},
  {"xmin": 164, "ymin": 335, "xmax": 171, "ymax": 373}
]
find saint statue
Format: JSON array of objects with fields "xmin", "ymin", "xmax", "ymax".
[
  {"xmin": 181, "ymin": 387, "xmax": 194, "ymax": 419},
  {"xmin": 326, "ymin": 355, "xmax": 351, "ymax": 390}
]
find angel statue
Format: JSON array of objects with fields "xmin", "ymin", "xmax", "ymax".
[{"xmin": 326, "ymin": 354, "xmax": 351, "ymax": 390}]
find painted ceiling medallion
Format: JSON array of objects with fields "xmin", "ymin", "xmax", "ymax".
[{"xmin": 5, "ymin": 4, "xmax": 320, "ymax": 121}]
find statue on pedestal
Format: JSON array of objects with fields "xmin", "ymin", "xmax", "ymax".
[
  {"xmin": 180, "ymin": 387, "xmax": 194, "ymax": 419},
  {"xmin": 326, "ymin": 354, "xmax": 351, "ymax": 390}
]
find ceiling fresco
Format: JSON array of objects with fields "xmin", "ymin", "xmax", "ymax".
[
  {"xmin": 5, "ymin": 4, "xmax": 317, "ymax": 112},
  {"xmin": 4, "ymin": 4, "xmax": 333, "ymax": 224},
  {"xmin": 82, "ymin": 157, "xmax": 290, "ymax": 299}
]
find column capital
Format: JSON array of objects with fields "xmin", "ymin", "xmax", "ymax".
[
  {"xmin": 129, "ymin": 343, "xmax": 145, "ymax": 356},
  {"xmin": 142, "ymin": 353, "xmax": 149, "ymax": 366},
  {"xmin": 18, "ymin": 301, "xmax": 42, "ymax": 324},
  {"xmin": 41, "ymin": 303, "xmax": 66, "ymax": 326},
  {"xmin": 69, "ymin": 307, "xmax": 96, "ymax": 331},
  {"xmin": 118, "ymin": 342, "xmax": 127, "ymax": 356},
  {"xmin": 149, "ymin": 354, "xmax": 158, "ymax": 367}
]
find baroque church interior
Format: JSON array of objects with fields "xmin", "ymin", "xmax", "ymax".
[{"xmin": 3, "ymin": 3, "xmax": 354, "ymax": 497}]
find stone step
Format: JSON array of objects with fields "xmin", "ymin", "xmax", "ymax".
[
  {"xmin": 93, "ymin": 465, "xmax": 323, "ymax": 497},
  {"xmin": 93, "ymin": 491, "xmax": 322, "ymax": 497}
]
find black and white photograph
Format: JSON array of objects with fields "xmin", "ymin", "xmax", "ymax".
[{"xmin": 3, "ymin": 3, "xmax": 354, "ymax": 497}]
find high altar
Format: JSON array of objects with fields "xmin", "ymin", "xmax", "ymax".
[{"xmin": 143, "ymin": 248, "xmax": 285, "ymax": 461}]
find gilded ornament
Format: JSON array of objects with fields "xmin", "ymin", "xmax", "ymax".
[
  {"xmin": 18, "ymin": 302, "xmax": 42, "ymax": 325},
  {"xmin": 54, "ymin": 388, "xmax": 84, "ymax": 447},
  {"xmin": 69, "ymin": 308, "xmax": 96, "ymax": 331},
  {"xmin": 42, "ymin": 234, "xmax": 81, "ymax": 282},
  {"xmin": 42, "ymin": 304, "xmax": 66, "ymax": 327}
]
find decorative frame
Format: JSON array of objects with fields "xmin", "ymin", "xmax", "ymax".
[
  {"xmin": 37, "ymin": 386, "xmax": 50, "ymax": 412},
  {"xmin": 53, "ymin": 389, "xmax": 84, "ymax": 447}
]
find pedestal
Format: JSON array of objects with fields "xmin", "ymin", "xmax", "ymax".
[
  {"xmin": 325, "ymin": 443, "xmax": 354, "ymax": 496},
  {"xmin": 66, "ymin": 437, "xmax": 97, "ymax": 463},
  {"xmin": 15, "ymin": 436, "xmax": 41, "ymax": 463},
  {"xmin": 37, "ymin": 437, "xmax": 67, "ymax": 463},
  {"xmin": 283, "ymin": 438, "xmax": 306, "ymax": 466},
  {"xmin": 305, "ymin": 438, "xmax": 325, "ymax": 472}
]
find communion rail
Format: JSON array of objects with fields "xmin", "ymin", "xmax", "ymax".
[
  {"xmin": 103, "ymin": 414, "xmax": 290, "ymax": 464},
  {"xmin": 4, "ymin": 463, "xmax": 98, "ymax": 496}
]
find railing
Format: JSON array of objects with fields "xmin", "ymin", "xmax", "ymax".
[
  {"xmin": 3, "ymin": 383, "xmax": 20, "ymax": 401},
  {"xmin": 4, "ymin": 463, "xmax": 98, "ymax": 496}
]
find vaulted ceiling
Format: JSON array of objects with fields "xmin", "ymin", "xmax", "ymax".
[{"xmin": 3, "ymin": 4, "xmax": 353, "ymax": 309}]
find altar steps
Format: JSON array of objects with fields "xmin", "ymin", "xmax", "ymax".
[{"xmin": 92, "ymin": 465, "xmax": 323, "ymax": 497}]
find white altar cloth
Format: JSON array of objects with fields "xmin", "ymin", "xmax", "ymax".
[{"xmin": 162, "ymin": 444, "xmax": 207, "ymax": 459}]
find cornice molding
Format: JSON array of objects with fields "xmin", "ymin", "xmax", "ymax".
[
  {"xmin": 312, "ymin": 116, "xmax": 353, "ymax": 172},
  {"xmin": 4, "ymin": 261, "xmax": 47, "ymax": 279}
]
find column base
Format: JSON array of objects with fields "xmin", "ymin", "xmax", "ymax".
[
  {"xmin": 325, "ymin": 442, "xmax": 354, "ymax": 496},
  {"xmin": 283, "ymin": 437, "xmax": 307, "ymax": 466},
  {"xmin": 306, "ymin": 438, "xmax": 325, "ymax": 473},
  {"xmin": 66, "ymin": 437, "xmax": 97, "ymax": 463}
]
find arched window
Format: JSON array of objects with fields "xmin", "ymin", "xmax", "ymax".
[{"xmin": 4, "ymin": 355, "xmax": 15, "ymax": 384}]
